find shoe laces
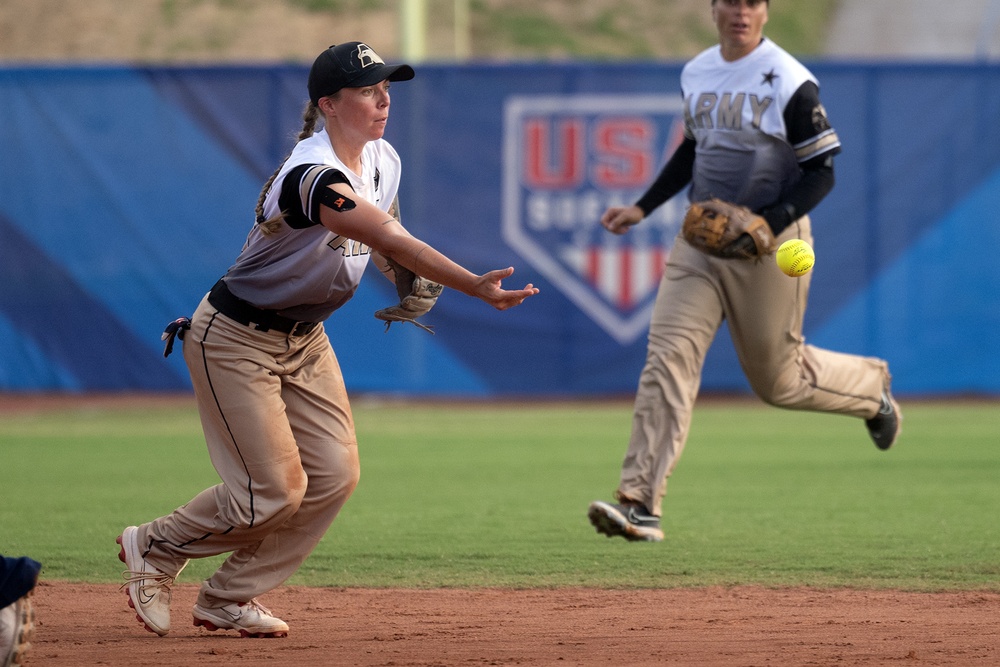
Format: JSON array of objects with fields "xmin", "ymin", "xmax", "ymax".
[
  {"xmin": 119, "ymin": 568, "xmax": 175, "ymax": 596},
  {"xmin": 242, "ymin": 598, "xmax": 275, "ymax": 618}
]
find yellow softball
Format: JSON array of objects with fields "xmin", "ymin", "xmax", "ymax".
[{"xmin": 775, "ymin": 239, "xmax": 815, "ymax": 277}]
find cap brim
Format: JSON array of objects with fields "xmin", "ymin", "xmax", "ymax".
[{"xmin": 350, "ymin": 63, "xmax": 415, "ymax": 88}]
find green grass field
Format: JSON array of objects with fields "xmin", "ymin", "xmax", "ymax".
[{"xmin": 1, "ymin": 398, "xmax": 997, "ymax": 592}]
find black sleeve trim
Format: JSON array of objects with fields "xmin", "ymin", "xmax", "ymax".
[
  {"xmin": 635, "ymin": 137, "xmax": 696, "ymax": 216},
  {"xmin": 785, "ymin": 80, "xmax": 842, "ymax": 163},
  {"xmin": 278, "ymin": 164, "xmax": 353, "ymax": 229}
]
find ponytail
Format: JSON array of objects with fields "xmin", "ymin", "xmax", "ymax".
[{"xmin": 255, "ymin": 101, "xmax": 322, "ymax": 235}]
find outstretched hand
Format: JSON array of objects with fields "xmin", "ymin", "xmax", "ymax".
[{"xmin": 473, "ymin": 267, "xmax": 539, "ymax": 310}]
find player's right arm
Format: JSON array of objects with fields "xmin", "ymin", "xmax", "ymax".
[
  {"xmin": 601, "ymin": 136, "xmax": 697, "ymax": 235},
  {"xmin": 318, "ymin": 181, "xmax": 538, "ymax": 311}
]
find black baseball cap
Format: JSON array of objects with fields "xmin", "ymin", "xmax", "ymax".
[{"xmin": 308, "ymin": 42, "xmax": 415, "ymax": 104}]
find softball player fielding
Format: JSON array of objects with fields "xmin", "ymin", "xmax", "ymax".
[{"xmin": 117, "ymin": 41, "xmax": 538, "ymax": 638}]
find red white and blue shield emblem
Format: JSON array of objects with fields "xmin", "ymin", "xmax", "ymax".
[{"xmin": 502, "ymin": 95, "xmax": 687, "ymax": 344}]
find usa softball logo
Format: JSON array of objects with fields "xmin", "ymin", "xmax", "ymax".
[{"xmin": 502, "ymin": 94, "xmax": 687, "ymax": 344}]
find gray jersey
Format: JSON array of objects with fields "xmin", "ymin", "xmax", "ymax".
[
  {"xmin": 681, "ymin": 38, "xmax": 840, "ymax": 211},
  {"xmin": 223, "ymin": 128, "xmax": 402, "ymax": 322}
]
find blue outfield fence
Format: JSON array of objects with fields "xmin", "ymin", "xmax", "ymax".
[{"xmin": 1, "ymin": 61, "xmax": 998, "ymax": 396}]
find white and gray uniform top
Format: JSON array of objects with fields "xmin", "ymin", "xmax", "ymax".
[
  {"xmin": 681, "ymin": 37, "xmax": 841, "ymax": 212},
  {"xmin": 222, "ymin": 127, "xmax": 401, "ymax": 322}
]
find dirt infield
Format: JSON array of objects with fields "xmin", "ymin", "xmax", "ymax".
[
  {"xmin": 10, "ymin": 394, "xmax": 1000, "ymax": 664},
  {"xmin": 27, "ymin": 582, "xmax": 1000, "ymax": 666}
]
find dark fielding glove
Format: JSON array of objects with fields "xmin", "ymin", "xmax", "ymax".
[
  {"xmin": 161, "ymin": 316, "xmax": 191, "ymax": 357},
  {"xmin": 682, "ymin": 198, "xmax": 777, "ymax": 260},
  {"xmin": 374, "ymin": 257, "xmax": 443, "ymax": 334}
]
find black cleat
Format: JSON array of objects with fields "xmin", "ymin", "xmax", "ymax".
[
  {"xmin": 866, "ymin": 386, "xmax": 902, "ymax": 450},
  {"xmin": 588, "ymin": 500, "xmax": 664, "ymax": 542}
]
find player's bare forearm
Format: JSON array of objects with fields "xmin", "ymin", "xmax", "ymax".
[
  {"xmin": 374, "ymin": 228, "xmax": 473, "ymax": 293},
  {"xmin": 377, "ymin": 225, "xmax": 538, "ymax": 309},
  {"xmin": 374, "ymin": 231, "xmax": 529, "ymax": 305},
  {"xmin": 319, "ymin": 186, "xmax": 538, "ymax": 308}
]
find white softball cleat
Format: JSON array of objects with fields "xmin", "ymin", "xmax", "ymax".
[
  {"xmin": 192, "ymin": 599, "xmax": 289, "ymax": 638},
  {"xmin": 117, "ymin": 526, "xmax": 177, "ymax": 636}
]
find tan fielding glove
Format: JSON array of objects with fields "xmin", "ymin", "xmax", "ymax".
[
  {"xmin": 682, "ymin": 198, "xmax": 777, "ymax": 259},
  {"xmin": 374, "ymin": 257, "xmax": 443, "ymax": 334}
]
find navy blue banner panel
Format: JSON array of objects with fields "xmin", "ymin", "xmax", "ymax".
[{"xmin": 1, "ymin": 62, "xmax": 998, "ymax": 396}]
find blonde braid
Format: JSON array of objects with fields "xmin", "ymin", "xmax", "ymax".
[{"xmin": 255, "ymin": 101, "xmax": 322, "ymax": 235}]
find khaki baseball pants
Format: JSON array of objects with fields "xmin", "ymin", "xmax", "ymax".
[
  {"xmin": 136, "ymin": 295, "xmax": 360, "ymax": 609},
  {"xmin": 617, "ymin": 217, "xmax": 890, "ymax": 516}
]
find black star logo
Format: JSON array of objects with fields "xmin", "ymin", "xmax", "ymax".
[{"xmin": 761, "ymin": 69, "xmax": 778, "ymax": 86}]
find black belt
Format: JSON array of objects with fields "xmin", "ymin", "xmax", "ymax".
[{"xmin": 208, "ymin": 279, "xmax": 318, "ymax": 336}]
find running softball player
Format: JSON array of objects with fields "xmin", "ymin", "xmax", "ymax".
[
  {"xmin": 117, "ymin": 41, "xmax": 538, "ymax": 637},
  {"xmin": 588, "ymin": 0, "xmax": 901, "ymax": 542}
]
